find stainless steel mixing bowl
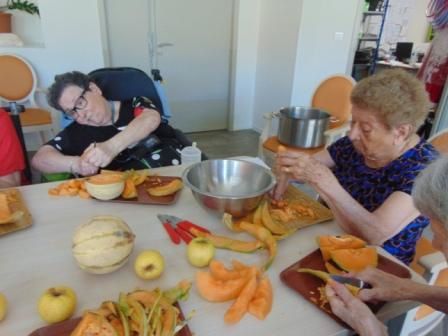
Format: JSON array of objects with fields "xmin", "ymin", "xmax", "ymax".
[{"xmin": 182, "ymin": 159, "xmax": 276, "ymax": 217}]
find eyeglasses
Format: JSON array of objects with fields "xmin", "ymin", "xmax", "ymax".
[{"xmin": 65, "ymin": 87, "xmax": 89, "ymax": 117}]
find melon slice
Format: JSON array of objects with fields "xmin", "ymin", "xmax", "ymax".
[
  {"xmin": 196, "ymin": 271, "xmax": 249, "ymax": 302},
  {"xmin": 330, "ymin": 247, "xmax": 378, "ymax": 272},
  {"xmin": 317, "ymin": 234, "xmax": 366, "ymax": 261}
]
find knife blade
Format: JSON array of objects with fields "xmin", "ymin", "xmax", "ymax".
[
  {"xmin": 157, "ymin": 214, "xmax": 211, "ymax": 234},
  {"xmin": 329, "ymin": 275, "xmax": 369, "ymax": 288},
  {"xmin": 157, "ymin": 215, "xmax": 181, "ymax": 245}
]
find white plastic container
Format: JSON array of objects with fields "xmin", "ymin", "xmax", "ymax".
[{"xmin": 181, "ymin": 142, "xmax": 201, "ymax": 166}]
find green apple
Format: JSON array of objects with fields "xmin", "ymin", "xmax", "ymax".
[
  {"xmin": 134, "ymin": 250, "xmax": 165, "ymax": 280},
  {"xmin": 187, "ymin": 237, "xmax": 215, "ymax": 267},
  {"xmin": 0, "ymin": 292, "xmax": 7, "ymax": 321},
  {"xmin": 37, "ymin": 286, "xmax": 77, "ymax": 324}
]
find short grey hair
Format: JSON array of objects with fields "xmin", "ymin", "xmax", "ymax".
[{"xmin": 412, "ymin": 156, "xmax": 448, "ymax": 226}]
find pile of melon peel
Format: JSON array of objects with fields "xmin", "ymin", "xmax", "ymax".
[
  {"xmin": 71, "ymin": 280, "xmax": 192, "ymax": 336},
  {"xmin": 196, "ymin": 259, "xmax": 273, "ymax": 324}
]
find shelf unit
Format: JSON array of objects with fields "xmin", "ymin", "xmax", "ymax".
[{"xmin": 352, "ymin": 0, "xmax": 390, "ymax": 78}]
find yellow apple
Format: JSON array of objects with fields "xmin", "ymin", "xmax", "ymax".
[
  {"xmin": 134, "ymin": 250, "xmax": 165, "ymax": 280},
  {"xmin": 37, "ymin": 286, "xmax": 77, "ymax": 324},
  {"xmin": 0, "ymin": 292, "xmax": 7, "ymax": 321},
  {"xmin": 187, "ymin": 237, "xmax": 215, "ymax": 267}
]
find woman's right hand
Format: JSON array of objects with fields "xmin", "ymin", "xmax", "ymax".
[
  {"xmin": 72, "ymin": 157, "xmax": 99, "ymax": 176},
  {"xmin": 326, "ymin": 281, "xmax": 387, "ymax": 336},
  {"xmin": 354, "ymin": 267, "xmax": 415, "ymax": 302}
]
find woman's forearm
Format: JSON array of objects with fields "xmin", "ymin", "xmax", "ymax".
[
  {"xmin": 31, "ymin": 145, "xmax": 77, "ymax": 174},
  {"xmin": 314, "ymin": 181, "xmax": 395, "ymax": 244},
  {"xmin": 0, "ymin": 171, "xmax": 21, "ymax": 188},
  {"xmin": 407, "ymin": 282, "xmax": 448, "ymax": 314},
  {"xmin": 107, "ymin": 110, "xmax": 160, "ymax": 154}
]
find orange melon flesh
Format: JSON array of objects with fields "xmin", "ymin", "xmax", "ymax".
[
  {"xmin": 330, "ymin": 247, "xmax": 378, "ymax": 272},
  {"xmin": 324, "ymin": 261, "xmax": 345, "ymax": 275},
  {"xmin": 317, "ymin": 234, "xmax": 366, "ymax": 261},
  {"xmin": 196, "ymin": 271, "xmax": 249, "ymax": 302},
  {"xmin": 122, "ymin": 179, "xmax": 138, "ymax": 199},
  {"xmin": 209, "ymin": 260, "xmax": 248, "ymax": 281},
  {"xmin": 0, "ymin": 193, "xmax": 11, "ymax": 220},
  {"xmin": 248, "ymin": 276, "xmax": 273, "ymax": 320},
  {"xmin": 224, "ymin": 268, "xmax": 257, "ymax": 324},
  {"xmin": 88, "ymin": 173, "xmax": 123, "ymax": 185},
  {"xmin": 71, "ymin": 312, "xmax": 116, "ymax": 336}
]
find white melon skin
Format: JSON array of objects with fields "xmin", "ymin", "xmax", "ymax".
[{"xmin": 72, "ymin": 215, "xmax": 135, "ymax": 274}]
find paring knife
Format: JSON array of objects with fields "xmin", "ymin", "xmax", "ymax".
[{"xmin": 329, "ymin": 275, "xmax": 370, "ymax": 289}]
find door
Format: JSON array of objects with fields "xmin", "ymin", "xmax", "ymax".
[{"xmin": 103, "ymin": 0, "xmax": 233, "ymax": 132}]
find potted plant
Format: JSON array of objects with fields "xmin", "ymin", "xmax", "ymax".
[{"xmin": 0, "ymin": 0, "xmax": 39, "ymax": 33}]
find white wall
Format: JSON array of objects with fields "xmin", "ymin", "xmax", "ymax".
[
  {"xmin": 379, "ymin": 0, "xmax": 430, "ymax": 51},
  {"xmin": 248, "ymin": 0, "xmax": 360, "ymax": 132},
  {"xmin": 0, "ymin": 0, "xmax": 107, "ymax": 149},
  {"xmin": 229, "ymin": 0, "xmax": 260, "ymax": 130},
  {"xmin": 251, "ymin": 0, "xmax": 302, "ymax": 132},
  {"xmin": 103, "ymin": 0, "xmax": 150, "ymax": 71},
  {"xmin": 291, "ymin": 0, "xmax": 361, "ymax": 108},
  {"xmin": 406, "ymin": 0, "xmax": 430, "ymax": 48}
]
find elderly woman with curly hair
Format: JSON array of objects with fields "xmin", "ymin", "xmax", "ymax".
[
  {"xmin": 274, "ymin": 69, "xmax": 439, "ymax": 265},
  {"xmin": 325, "ymin": 156, "xmax": 448, "ymax": 336}
]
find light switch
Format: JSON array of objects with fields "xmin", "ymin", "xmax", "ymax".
[{"xmin": 334, "ymin": 32, "xmax": 344, "ymax": 40}]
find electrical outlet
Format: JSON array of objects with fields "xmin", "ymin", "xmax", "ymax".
[{"xmin": 334, "ymin": 32, "xmax": 344, "ymax": 40}]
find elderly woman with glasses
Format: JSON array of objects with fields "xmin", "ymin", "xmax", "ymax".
[
  {"xmin": 32, "ymin": 71, "xmax": 182, "ymax": 176},
  {"xmin": 325, "ymin": 156, "xmax": 448, "ymax": 336}
]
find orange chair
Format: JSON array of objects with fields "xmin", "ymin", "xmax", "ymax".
[
  {"xmin": 400, "ymin": 129, "xmax": 448, "ymax": 335},
  {"xmin": 258, "ymin": 74, "xmax": 355, "ymax": 167},
  {"xmin": 0, "ymin": 53, "xmax": 55, "ymax": 145}
]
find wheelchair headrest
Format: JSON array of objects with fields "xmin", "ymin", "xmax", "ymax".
[{"xmin": 88, "ymin": 67, "xmax": 165, "ymax": 117}]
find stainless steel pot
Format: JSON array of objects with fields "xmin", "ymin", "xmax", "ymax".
[{"xmin": 277, "ymin": 107, "xmax": 330, "ymax": 148}]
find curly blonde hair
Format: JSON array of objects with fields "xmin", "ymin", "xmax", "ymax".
[{"xmin": 351, "ymin": 69, "xmax": 429, "ymax": 130}]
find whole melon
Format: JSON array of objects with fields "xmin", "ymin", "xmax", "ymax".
[{"xmin": 72, "ymin": 215, "xmax": 135, "ymax": 274}]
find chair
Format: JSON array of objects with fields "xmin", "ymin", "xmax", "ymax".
[
  {"xmin": 428, "ymin": 128, "xmax": 448, "ymax": 154},
  {"xmin": 258, "ymin": 74, "xmax": 355, "ymax": 167},
  {"xmin": 399, "ymin": 128, "xmax": 448, "ymax": 335},
  {"xmin": 0, "ymin": 53, "xmax": 56, "ymax": 145},
  {"xmin": 87, "ymin": 67, "xmax": 202, "ymax": 156},
  {"xmin": 88, "ymin": 67, "xmax": 168, "ymax": 121}
]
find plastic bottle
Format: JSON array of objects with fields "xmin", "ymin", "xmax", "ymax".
[{"xmin": 181, "ymin": 142, "xmax": 201, "ymax": 166}]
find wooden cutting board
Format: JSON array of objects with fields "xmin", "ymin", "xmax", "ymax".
[
  {"xmin": 278, "ymin": 185, "xmax": 334, "ymax": 232},
  {"xmin": 280, "ymin": 248, "xmax": 411, "ymax": 328},
  {"xmin": 0, "ymin": 188, "xmax": 32, "ymax": 236}
]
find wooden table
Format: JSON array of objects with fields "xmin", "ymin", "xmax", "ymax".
[{"xmin": 0, "ymin": 165, "xmax": 425, "ymax": 335}]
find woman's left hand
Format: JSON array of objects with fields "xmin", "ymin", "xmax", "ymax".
[
  {"xmin": 81, "ymin": 141, "xmax": 119, "ymax": 168},
  {"xmin": 326, "ymin": 281, "xmax": 387, "ymax": 336}
]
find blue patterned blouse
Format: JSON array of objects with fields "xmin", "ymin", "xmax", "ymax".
[{"xmin": 328, "ymin": 136, "xmax": 438, "ymax": 265}]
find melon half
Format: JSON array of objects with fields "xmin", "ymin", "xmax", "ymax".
[{"xmin": 72, "ymin": 215, "xmax": 135, "ymax": 274}]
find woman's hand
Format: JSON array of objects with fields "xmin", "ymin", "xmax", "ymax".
[
  {"xmin": 326, "ymin": 281, "xmax": 387, "ymax": 336},
  {"xmin": 354, "ymin": 267, "xmax": 415, "ymax": 302},
  {"xmin": 275, "ymin": 150, "xmax": 338, "ymax": 190},
  {"xmin": 80, "ymin": 141, "xmax": 119, "ymax": 168},
  {"xmin": 72, "ymin": 156, "xmax": 98, "ymax": 176}
]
